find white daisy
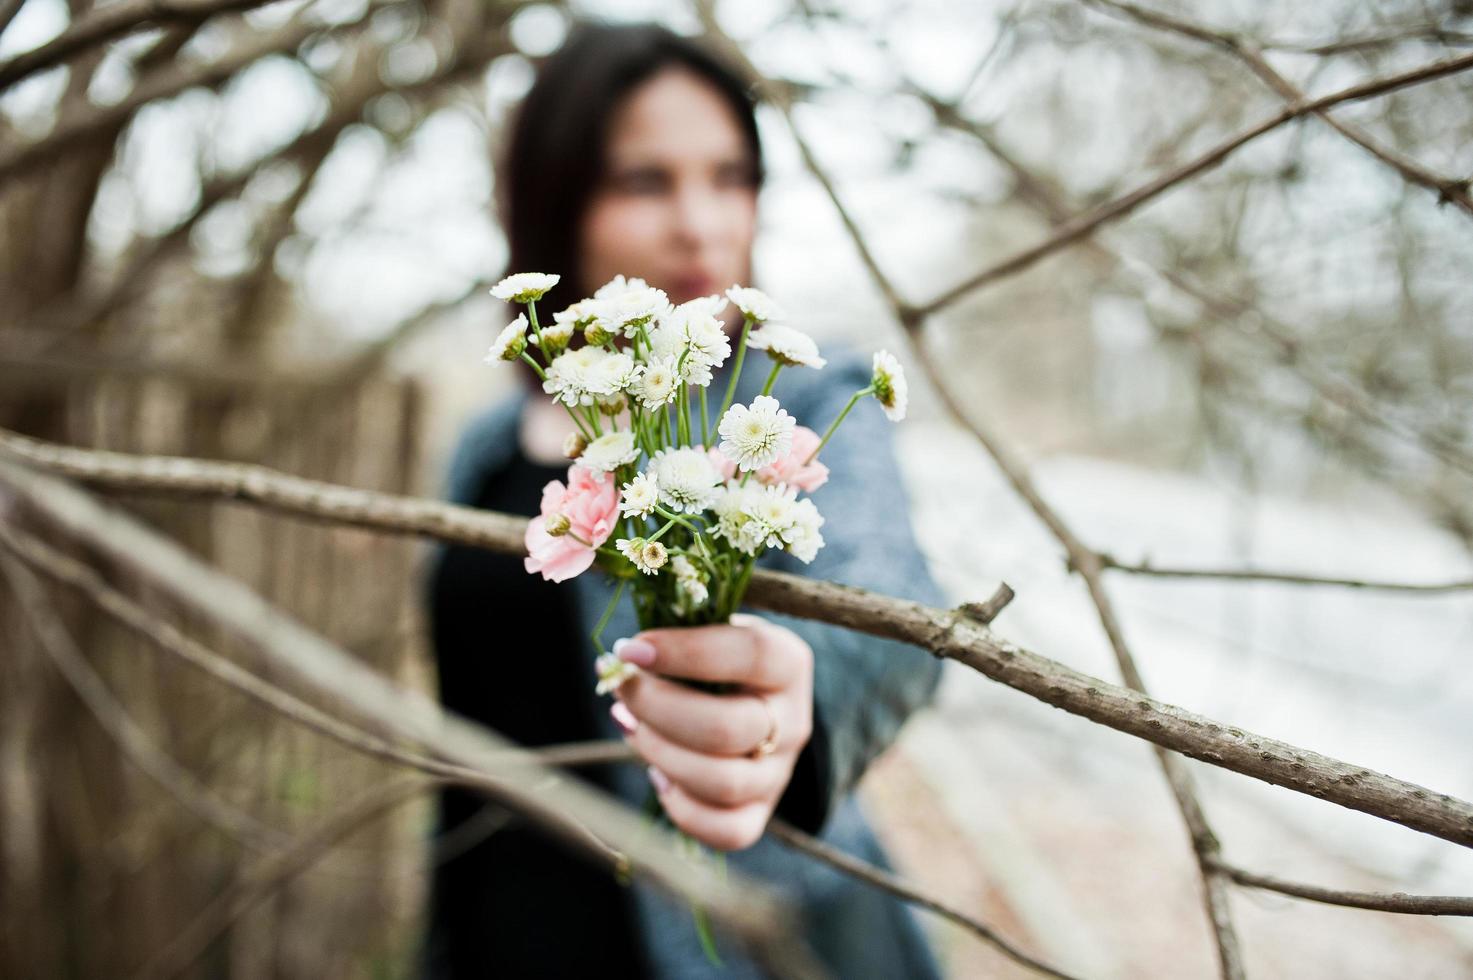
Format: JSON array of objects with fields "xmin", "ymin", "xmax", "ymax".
[
  {"xmin": 712, "ymin": 484, "xmax": 766, "ymax": 556},
  {"xmin": 578, "ymin": 431, "xmax": 639, "ymax": 472},
  {"xmin": 553, "ymin": 300, "xmax": 600, "ymax": 330},
  {"xmin": 718, "ymin": 395, "xmax": 796, "ymax": 472},
  {"xmin": 670, "ymin": 554, "xmax": 710, "ymax": 610},
  {"xmin": 490, "ymin": 272, "xmax": 560, "ymax": 303},
  {"xmin": 649, "ymin": 303, "xmax": 732, "ymax": 387},
  {"xmin": 594, "ymin": 652, "xmax": 641, "ymax": 695},
  {"xmin": 725, "ymin": 285, "xmax": 784, "ymax": 322},
  {"xmin": 679, "ymin": 310, "xmax": 732, "ymax": 377},
  {"xmin": 593, "ymin": 275, "xmax": 671, "ymax": 336},
  {"xmin": 637, "ymin": 354, "xmax": 680, "ymax": 409},
  {"xmin": 619, "ymin": 471, "xmax": 660, "ymax": 519},
  {"xmin": 544, "ymin": 347, "xmax": 641, "ymax": 406},
  {"xmin": 748, "ymin": 323, "xmax": 826, "ymax": 369},
  {"xmin": 484, "ymin": 314, "xmax": 528, "ymax": 362},
  {"xmin": 681, "ymin": 293, "xmax": 730, "ymax": 319},
  {"xmin": 784, "ymin": 498, "xmax": 826, "ymax": 563},
  {"xmin": 871, "ymin": 349, "xmax": 908, "ymax": 422},
  {"xmin": 648, "ymin": 446, "xmax": 724, "ymax": 514}
]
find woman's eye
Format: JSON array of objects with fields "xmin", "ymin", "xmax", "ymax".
[
  {"xmin": 614, "ymin": 169, "xmax": 668, "ymax": 194},
  {"xmin": 715, "ymin": 163, "xmax": 755, "ymax": 188}
]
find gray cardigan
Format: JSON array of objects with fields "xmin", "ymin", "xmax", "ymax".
[{"xmin": 439, "ymin": 341, "xmax": 947, "ymax": 978}]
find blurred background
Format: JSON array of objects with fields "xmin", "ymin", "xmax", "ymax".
[{"xmin": 1, "ymin": 0, "xmax": 1471, "ymax": 976}]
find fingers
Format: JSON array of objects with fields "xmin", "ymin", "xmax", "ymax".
[
  {"xmin": 625, "ymin": 708, "xmax": 788, "ymax": 808},
  {"xmin": 647, "ymin": 769, "xmax": 770, "ymax": 852},
  {"xmin": 616, "ymin": 618, "xmax": 803, "ymax": 691},
  {"xmin": 615, "ymin": 672, "xmax": 779, "ymax": 757}
]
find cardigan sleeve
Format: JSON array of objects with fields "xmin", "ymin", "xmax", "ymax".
[{"xmin": 760, "ymin": 347, "xmax": 947, "ymax": 836}]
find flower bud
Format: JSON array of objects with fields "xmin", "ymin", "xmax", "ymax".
[
  {"xmin": 597, "ymin": 394, "xmax": 627, "ymax": 417},
  {"xmin": 563, "ymin": 431, "xmax": 587, "ymax": 459},
  {"xmin": 584, "ymin": 321, "xmax": 614, "ymax": 347},
  {"xmin": 545, "ymin": 513, "xmax": 572, "ymax": 537}
]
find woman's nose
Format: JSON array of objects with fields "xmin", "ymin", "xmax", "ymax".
[{"xmin": 670, "ymin": 182, "xmax": 729, "ymax": 248}]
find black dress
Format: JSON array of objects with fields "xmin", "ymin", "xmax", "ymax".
[{"xmin": 421, "ymin": 446, "xmax": 652, "ymax": 979}]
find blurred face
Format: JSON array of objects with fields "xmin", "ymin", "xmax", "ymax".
[{"xmin": 579, "ymin": 66, "xmax": 760, "ymax": 311}]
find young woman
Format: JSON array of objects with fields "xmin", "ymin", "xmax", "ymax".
[{"xmin": 423, "ymin": 21, "xmax": 947, "ymax": 979}]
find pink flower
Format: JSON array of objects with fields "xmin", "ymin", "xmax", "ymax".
[
  {"xmin": 705, "ymin": 426, "xmax": 828, "ymax": 491},
  {"xmin": 524, "ymin": 466, "xmax": 620, "ymax": 582}
]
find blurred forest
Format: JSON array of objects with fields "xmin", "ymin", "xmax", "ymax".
[{"xmin": 1, "ymin": 0, "xmax": 1470, "ymax": 977}]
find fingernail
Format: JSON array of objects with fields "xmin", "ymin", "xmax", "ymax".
[
  {"xmin": 647, "ymin": 765, "xmax": 672, "ymax": 794},
  {"xmin": 610, "ymin": 701, "xmax": 638, "ymax": 736},
  {"xmin": 613, "ymin": 636, "xmax": 656, "ymax": 667}
]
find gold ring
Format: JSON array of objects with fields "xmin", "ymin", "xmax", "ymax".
[{"xmin": 748, "ymin": 694, "xmax": 779, "ymax": 760}]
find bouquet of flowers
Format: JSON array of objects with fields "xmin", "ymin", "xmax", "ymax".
[{"xmin": 484, "ymin": 270, "xmax": 907, "ymax": 958}]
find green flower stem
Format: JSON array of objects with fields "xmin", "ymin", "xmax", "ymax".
[
  {"xmin": 525, "ymin": 355, "xmax": 594, "ymax": 441},
  {"xmin": 591, "ymin": 578, "xmax": 627, "ymax": 655},
  {"xmin": 526, "ymin": 300, "xmax": 547, "ymax": 352},
  {"xmin": 803, "ymin": 385, "xmax": 872, "ymax": 466},
  {"xmin": 711, "ymin": 315, "xmax": 753, "ymax": 444},
  {"xmin": 759, "ymin": 361, "xmax": 783, "ymax": 397},
  {"xmin": 652, "ymin": 507, "xmax": 703, "ymax": 534},
  {"xmin": 646, "ymin": 517, "xmax": 679, "ymax": 544},
  {"xmin": 698, "ymin": 384, "xmax": 709, "ymax": 448}
]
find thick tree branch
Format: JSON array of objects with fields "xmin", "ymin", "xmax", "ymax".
[{"xmin": 3, "ymin": 433, "xmax": 1472, "ymax": 851}]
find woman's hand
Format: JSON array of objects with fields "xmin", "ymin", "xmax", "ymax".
[{"xmin": 609, "ymin": 612, "xmax": 814, "ymax": 851}]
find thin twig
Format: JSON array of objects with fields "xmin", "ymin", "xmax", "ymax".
[
  {"xmin": 768, "ymin": 818, "xmax": 1080, "ymax": 979},
  {"xmin": 1204, "ymin": 856, "xmax": 1473, "ymax": 916},
  {"xmin": 0, "ymin": 552, "xmax": 286, "ymax": 850},
  {"xmin": 1082, "ymin": 0, "xmax": 1473, "ymax": 219},
  {"xmin": 136, "ymin": 774, "xmax": 440, "ymax": 980},
  {"xmin": 916, "ymin": 49, "xmax": 1473, "ymax": 317},
  {"xmin": 1097, "ymin": 554, "xmax": 1473, "ymax": 593}
]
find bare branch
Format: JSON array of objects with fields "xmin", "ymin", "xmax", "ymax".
[
  {"xmin": 0, "ymin": 551, "xmax": 285, "ymax": 850},
  {"xmin": 0, "ymin": 0, "xmax": 279, "ymax": 93},
  {"xmin": 1097, "ymin": 554, "xmax": 1473, "ymax": 593},
  {"xmin": 0, "ymin": 14, "xmax": 360, "ymax": 183},
  {"xmin": 768, "ymin": 818, "xmax": 1080, "ymax": 979},
  {"xmin": 4, "ymin": 434, "xmax": 1472, "ymax": 851},
  {"xmin": 1204, "ymin": 856, "xmax": 1473, "ymax": 916},
  {"xmin": 137, "ymin": 774, "xmax": 440, "ymax": 980},
  {"xmin": 917, "ymin": 49, "xmax": 1473, "ymax": 317},
  {"xmin": 1083, "ymin": 0, "xmax": 1473, "ymax": 218}
]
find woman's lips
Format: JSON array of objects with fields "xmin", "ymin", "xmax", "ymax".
[{"xmin": 669, "ymin": 273, "xmax": 717, "ymax": 301}]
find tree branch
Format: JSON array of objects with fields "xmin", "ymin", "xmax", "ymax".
[
  {"xmin": 916, "ymin": 49, "xmax": 1473, "ymax": 317},
  {"xmin": 0, "ymin": 0, "xmax": 279, "ymax": 93},
  {"xmin": 3, "ymin": 433, "xmax": 1472, "ymax": 851},
  {"xmin": 1096, "ymin": 553, "xmax": 1473, "ymax": 593},
  {"xmin": 1083, "ymin": 0, "xmax": 1473, "ymax": 219},
  {"xmin": 767, "ymin": 817, "xmax": 1080, "ymax": 979}
]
